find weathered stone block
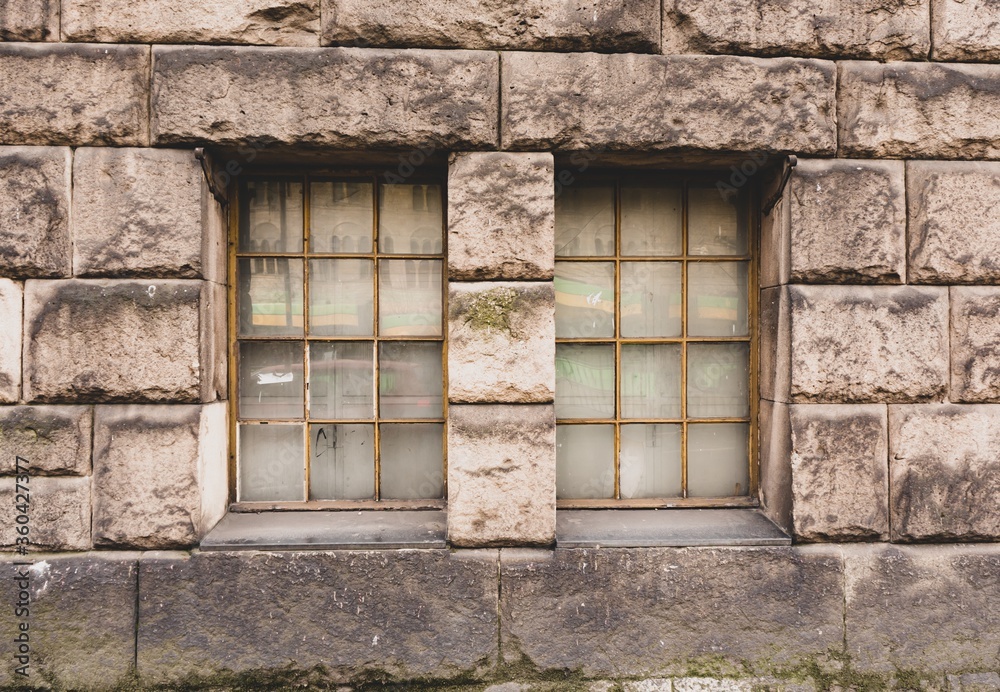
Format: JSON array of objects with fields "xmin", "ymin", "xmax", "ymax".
[
  {"xmin": 907, "ymin": 162, "xmax": 1000, "ymax": 284},
  {"xmin": 759, "ymin": 286, "xmax": 790, "ymax": 403},
  {"xmin": 322, "ymin": 0, "xmax": 659, "ymax": 52},
  {"xmin": 789, "ymin": 404, "xmax": 888, "ymax": 542},
  {"xmin": 839, "ymin": 62, "xmax": 1000, "ymax": 159},
  {"xmin": 449, "ymin": 283, "xmax": 555, "ymax": 403},
  {"xmin": 0, "ymin": 476, "xmax": 91, "ymax": 550},
  {"xmin": 23, "ymin": 279, "xmax": 224, "ymax": 404},
  {"xmin": 0, "ymin": 553, "xmax": 137, "ymax": 687},
  {"xmin": 662, "ymin": 0, "xmax": 929, "ymax": 60},
  {"xmin": 500, "ymin": 547, "xmax": 843, "ymax": 676},
  {"xmin": 501, "ymin": 53, "xmax": 837, "ymax": 154},
  {"xmin": 63, "ymin": 0, "xmax": 320, "ymax": 46},
  {"xmin": 152, "ymin": 46, "xmax": 498, "ymax": 149},
  {"xmin": 93, "ymin": 403, "xmax": 227, "ymax": 549},
  {"xmin": 73, "ymin": 148, "xmax": 226, "ymax": 281},
  {"xmin": 448, "ymin": 405, "xmax": 555, "ymax": 547},
  {"xmin": 759, "ymin": 400, "xmax": 792, "ymax": 534},
  {"xmin": 789, "ymin": 286, "xmax": 949, "ymax": 403},
  {"xmin": 889, "ymin": 404, "xmax": 1000, "ymax": 541},
  {"xmin": 787, "ymin": 159, "xmax": 905, "ymax": 284},
  {"xmin": 0, "ymin": 43, "xmax": 149, "ymax": 146},
  {"xmin": 932, "ymin": 0, "xmax": 1000, "ymax": 61},
  {"xmin": 0, "ymin": 406, "xmax": 92, "ymax": 476},
  {"xmin": 0, "ymin": 0, "xmax": 58, "ymax": 41},
  {"xmin": 951, "ymin": 287, "xmax": 1000, "ymax": 402},
  {"xmin": 448, "ymin": 152, "xmax": 554, "ymax": 281},
  {"xmin": 0, "ymin": 146, "xmax": 71, "ymax": 278},
  {"xmin": 137, "ymin": 549, "xmax": 498, "ymax": 684},
  {"xmin": 0, "ymin": 278, "xmax": 21, "ymax": 403}
]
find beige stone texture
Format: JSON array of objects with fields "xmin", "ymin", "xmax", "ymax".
[
  {"xmin": 448, "ymin": 152, "xmax": 554, "ymax": 281},
  {"xmin": 759, "ymin": 400, "xmax": 792, "ymax": 534},
  {"xmin": 759, "ymin": 286, "xmax": 791, "ymax": 403},
  {"xmin": 501, "ymin": 53, "xmax": 837, "ymax": 154},
  {"xmin": 63, "ymin": 0, "xmax": 320, "ymax": 46},
  {"xmin": 0, "ymin": 43, "xmax": 149, "ymax": 147},
  {"xmin": 0, "ymin": 278, "xmax": 21, "ymax": 403},
  {"xmin": 0, "ymin": 476, "xmax": 91, "ymax": 550},
  {"xmin": 22, "ymin": 279, "xmax": 224, "ymax": 404},
  {"xmin": 839, "ymin": 62, "xmax": 1000, "ymax": 159},
  {"xmin": 789, "ymin": 286, "xmax": 949, "ymax": 404},
  {"xmin": 889, "ymin": 404, "xmax": 1000, "ymax": 541},
  {"xmin": 152, "ymin": 46, "xmax": 499, "ymax": 150},
  {"xmin": 907, "ymin": 161, "xmax": 1000, "ymax": 284},
  {"xmin": 662, "ymin": 0, "xmax": 929, "ymax": 60},
  {"xmin": 951, "ymin": 287, "xmax": 1000, "ymax": 402},
  {"xmin": 0, "ymin": 406, "xmax": 92, "ymax": 476},
  {"xmin": 73, "ymin": 148, "xmax": 226, "ymax": 281},
  {"xmin": 0, "ymin": 0, "xmax": 59, "ymax": 41},
  {"xmin": 932, "ymin": 0, "xmax": 1000, "ymax": 61},
  {"xmin": 448, "ymin": 282, "xmax": 555, "ymax": 403},
  {"xmin": 0, "ymin": 146, "xmax": 71, "ymax": 278},
  {"xmin": 322, "ymin": 0, "xmax": 659, "ymax": 52},
  {"xmin": 93, "ymin": 403, "xmax": 228, "ymax": 549},
  {"xmin": 759, "ymin": 170, "xmax": 791, "ymax": 289}
]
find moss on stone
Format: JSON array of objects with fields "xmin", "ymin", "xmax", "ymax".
[{"xmin": 462, "ymin": 287, "xmax": 519, "ymax": 336}]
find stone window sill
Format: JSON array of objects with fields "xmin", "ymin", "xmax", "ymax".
[{"xmin": 556, "ymin": 509, "xmax": 791, "ymax": 548}]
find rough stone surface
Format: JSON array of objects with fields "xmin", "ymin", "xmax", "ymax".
[
  {"xmin": 93, "ymin": 403, "xmax": 228, "ymax": 549},
  {"xmin": 501, "ymin": 53, "xmax": 837, "ymax": 154},
  {"xmin": 500, "ymin": 547, "xmax": 844, "ymax": 676},
  {"xmin": 787, "ymin": 159, "xmax": 905, "ymax": 284},
  {"xmin": 907, "ymin": 162, "xmax": 1000, "ymax": 284},
  {"xmin": 449, "ymin": 283, "xmax": 555, "ymax": 403},
  {"xmin": 951, "ymin": 287, "xmax": 1000, "ymax": 402},
  {"xmin": 0, "ymin": 146, "xmax": 71, "ymax": 278},
  {"xmin": 0, "ymin": 476, "xmax": 91, "ymax": 550},
  {"xmin": 152, "ymin": 46, "xmax": 499, "ymax": 149},
  {"xmin": 839, "ymin": 62, "xmax": 1000, "ymax": 159},
  {"xmin": 788, "ymin": 404, "xmax": 889, "ymax": 542},
  {"xmin": 889, "ymin": 404, "xmax": 1000, "ymax": 541},
  {"xmin": 662, "ymin": 0, "xmax": 929, "ymax": 60},
  {"xmin": 932, "ymin": 0, "xmax": 1000, "ymax": 61},
  {"xmin": 448, "ymin": 152, "xmax": 555, "ymax": 281},
  {"xmin": 0, "ymin": 278, "xmax": 21, "ymax": 403},
  {"xmin": 0, "ymin": 0, "xmax": 59, "ymax": 41},
  {"xmin": 759, "ymin": 400, "xmax": 792, "ymax": 534},
  {"xmin": 0, "ymin": 43, "xmax": 149, "ymax": 146},
  {"xmin": 137, "ymin": 550, "xmax": 498, "ymax": 684},
  {"xmin": 63, "ymin": 0, "xmax": 320, "ymax": 46},
  {"xmin": 73, "ymin": 147, "xmax": 225, "ymax": 281},
  {"xmin": 0, "ymin": 553, "xmax": 138, "ymax": 687},
  {"xmin": 322, "ymin": 0, "xmax": 659, "ymax": 52},
  {"xmin": 23, "ymin": 279, "xmax": 223, "ymax": 404},
  {"xmin": 760, "ymin": 286, "xmax": 791, "ymax": 403},
  {"xmin": 0, "ymin": 406, "xmax": 92, "ymax": 476},
  {"xmin": 789, "ymin": 286, "xmax": 949, "ymax": 403},
  {"xmin": 448, "ymin": 405, "xmax": 555, "ymax": 547}
]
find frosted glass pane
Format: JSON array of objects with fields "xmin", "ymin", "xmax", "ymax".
[
  {"xmin": 620, "ymin": 424, "xmax": 682, "ymax": 499},
  {"xmin": 555, "ymin": 344, "xmax": 615, "ymax": 419},
  {"xmin": 309, "ymin": 424, "xmax": 375, "ymax": 500},
  {"xmin": 621, "ymin": 344, "xmax": 681, "ymax": 419},
  {"xmin": 687, "ymin": 423, "xmax": 750, "ymax": 497},
  {"xmin": 621, "ymin": 185, "xmax": 682, "ymax": 256},
  {"xmin": 238, "ymin": 258, "xmax": 304, "ymax": 337},
  {"xmin": 688, "ymin": 186, "xmax": 746, "ymax": 256},
  {"xmin": 555, "ymin": 261, "xmax": 615, "ymax": 338},
  {"xmin": 687, "ymin": 343, "xmax": 750, "ymax": 419},
  {"xmin": 238, "ymin": 423, "xmax": 304, "ymax": 501},
  {"xmin": 378, "ymin": 184, "xmax": 443, "ymax": 254},
  {"xmin": 555, "ymin": 185, "xmax": 615, "ymax": 257},
  {"xmin": 556, "ymin": 425, "xmax": 614, "ymax": 499},
  {"xmin": 238, "ymin": 342, "xmax": 303, "ymax": 419},
  {"xmin": 378, "ymin": 259, "xmax": 442, "ymax": 336},
  {"xmin": 309, "ymin": 181, "xmax": 373, "ymax": 254},
  {"xmin": 379, "ymin": 424, "xmax": 444, "ymax": 499},
  {"xmin": 308, "ymin": 342, "xmax": 374, "ymax": 420},
  {"xmin": 379, "ymin": 342, "xmax": 443, "ymax": 419},
  {"xmin": 687, "ymin": 262, "xmax": 749, "ymax": 337},
  {"xmin": 621, "ymin": 261, "xmax": 682, "ymax": 337},
  {"xmin": 308, "ymin": 259, "xmax": 373, "ymax": 336},
  {"xmin": 239, "ymin": 180, "xmax": 303, "ymax": 253}
]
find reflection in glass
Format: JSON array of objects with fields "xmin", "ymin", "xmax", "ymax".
[
  {"xmin": 238, "ymin": 342, "xmax": 303, "ymax": 419},
  {"xmin": 621, "ymin": 262, "xmax": 682, "ymax": 337},
  {"xmin": 378, "ymin": 259, "xmax": 442, "ymax": 336},
  {"xmin": 239, "ymin": 180, "xmax": 303, "ymax": 253},
  {"xmin": 379, "ymin": 184, "xmax": 443, "ymax": 254},
  {"xmin": 687, "ymin": 262, "xmax": 749, "ymax": 337},
  {"xmin": 555, "ymin": 185, "xmax": 615, "ymax": 256},
  {"xmin": 620, "ymin": 424, "xmax": 682, "ymax": 499},
  {"xmin": 621, "ymin": 344, "xmax": 681, "ymax": 419},
  {"xmin": 238, "ymin": 423, "xmax": 304, "ymax": 501},
  {"xmin": 556, "ymin": 425, "xmax": 614, "ymax": 499},
  {"xmin": 555, "ymin": 262, "xmax": 615, "ymax": 338},
  {"xmin": 687, "ymin": 343, "xmax": 750, "ymax": 418},
  {"xmin": 621, "ymin": 185, "xmax": 682, "ymax": 256},
  {"xmin": 688, "ymin": 187, "xmax": 746, "ymax": 256},
  {"xmin": 308, "ymin": 259, "xmax": 373, "ymax": 336},
  {"xmin": 379, "ymin": 423, "xmax": 444, "ymax": 499},
  {"xmin": 309, "ymin": 424, "xmax": 375, "ymax": 500},
  {"xmin": 555, "ymin": 344, "xmax": 615, "ymax": 419},
  {"xmin": 687, "ymin": 423, "xmax": 750, "ymax": 497},
  {"xmin": 310, "ymin": 181, "xmax": 373, "ymax": 254},
  {"xmin": 308, "ymin": 342, "xmax": 374, "ymax": 420},
  {"xmin": 238, "ymin": 258, "xmax": 304, "ymax": 337},
  {"xmin": 379, "ymin": 342, "xmax": 443, "ymax": 419}
]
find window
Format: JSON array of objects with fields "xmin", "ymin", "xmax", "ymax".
[
  {"xmin": 554, "ymin": 173, "xmax": 756, "ymax": 507},
  {"xmin": 230, "ymin": 174, "xmax": 447, "ymax": 507}
]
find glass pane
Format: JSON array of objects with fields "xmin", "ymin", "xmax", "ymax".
[
  {"xmin": 687, "ymin": 343, "xmax": 750, "ymax": 418},
  {"xmin": 556, "ymin": 424, "xmax": 614, "ymax": 499},
  {"xmin": 379, "ymin": 423, "xmax": 444, "ymax": 499},
  {"xmin": 687, "ymin": 262, "xmax": 749, "ymax": 337},
  {"xmin": 688, "ymin": 186, "xmax": 746, "ymax": 256},
  {"xmin": 310, "ymin": 181, "xmax": 373, "ymax": 254},
  {"xmin": 379, "ymin": 342, "xmax": 443, "ymax": 419},
  {"xmin": 238, "ymin": 258, "xmax": 304, "ymax": 337},
  {"xmin": 621, "ymin": 261, "xmax": 682, "ymax": 337},
  {"xmin": 555, "ymin": 344, "xmax": 615, "ymax": 419},
  {"xmin": 309, "ymin": 424, "xmax": 375, "ymax": 500},
  {"xmin": 238, "ymin": 342, "xmax": 303, "ymax": 419},
  {"xmin": 378, "ymin": 259, "xmax": 442, "ymax": 336},
  {"xmin": 687, "ymin": 423, "xmax": 750, "ymax": 497},
  {"xmin": 308, "ymin": 259, "xmax": 373, "ymax": 336},
  {"xmin": 308, "ymin": 342, "xmax": 374, "ymax": 420},
  {"xmin": 621, "ymin": 344, "xmax": 681, "ymax": 419},
  {"xmin": 239, "ymin": 180, "xmax": 303, "ymax": 253},
  {"xmin": 620, "ymin": 424, "xmax": 682, "ymax": 499},
  {"xmin": 555, "ymin": 262, "xmax": 615, "ymax": 338},
  {"xmin": 238, "ymin": 423, "xmax": 304, "ymax": 501},
  {"xmin": 621, "ymin": 184, "xmax": 682, "ymax": 256},
  {"xmin": 555, "ymin": 185, "xmax": 615, "ymax": 257},
  {"xmin": 378, "ymin": 184, "xmax": 443, "ymax": 254}
]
